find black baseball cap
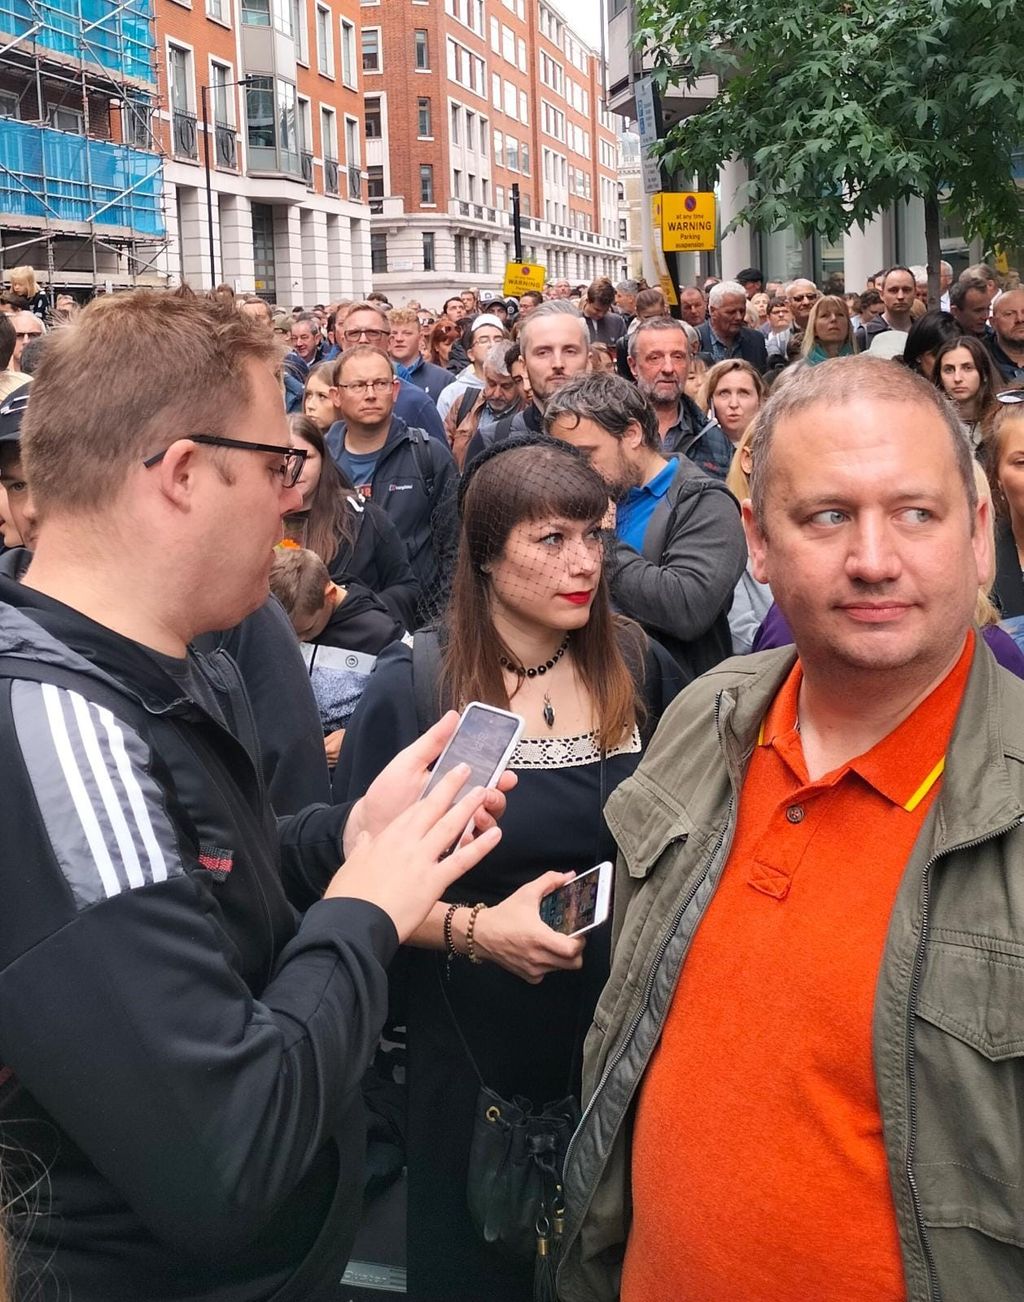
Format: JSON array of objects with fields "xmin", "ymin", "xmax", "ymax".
[{"xmin": 0, "ymin": 382, "xmax": 31, "ymax": 446}]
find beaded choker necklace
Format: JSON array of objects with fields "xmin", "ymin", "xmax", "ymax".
[{"xmin": 498, "ymin": 634, "xmax": 569, "ymax": 679}]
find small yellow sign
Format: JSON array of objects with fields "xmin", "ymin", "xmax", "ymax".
[
  {"xmin": 503, "ymin": 262, "xmax": 547, "ymax": 296},
  {"xmin": 648, "ymin": 194, "xmax": 678, "ymax": 306},
  {"xmin": 660, "ymin": 191, "xmax": 717, "ymax": 253}
]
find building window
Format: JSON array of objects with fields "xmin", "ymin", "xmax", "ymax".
[
  {"xmin": 465, "ymin": 111, "xmax": 475, "ymax": 150},
  {"xmin": 420, "ymin": 163, "xmax": 434, "ymax": 204},
  {"xmin": 246, "ymin": 75, "xmax": 301, "ymax": 174},
  {"xmin": 321, "ymin": 105, "xmax": 338, "ymax": 159},
  {"xmin": 168, "ymin": 43, "xmax": 193, "ymax": 112},
  {"xmin": 340, "ymin": 19, "xmax": 357, "ymax": 87},
  {"xmin": 291, "ymin": 0, "xmax": 308, "ymax": 61},
  {"xmin": 469, "ymin": 237, "xmax": 479, "ymax": 273},
  {"xmin": 418, "ymin": 97, "xmax": 431, "ymax": 136},
  {"xmin": 367, "ymin": 165, "xmax": 384, "ymax": 199},
  {"xmin": 454, "ymin": 234, "xmax": 465, "ymax": 272},
  {"xmin": 361, "ymin": 28, "xmax": 381, "ymax": 72},
  {"xmin": 0, "ymin": 89, "xmax": 19, "ymax": 117},
  {"xmin": 414, "ymin": 29, "xmax": 429, "ymax": 70},
  {"xmin": 316, "ymin": 4, "xmax": 333, "ymax": 76},
  {"xmin": 452, "ymin": 168, "xmax": 461, "ymax": 197},
  {"xmin": 371, "ymin": 231, "xmax": 388, "ymax": 274},
  {"xmin": 450, "ymin": 103, "xmax": 460, "ymax": 143},
  {"xmin": 242, "ymin": 0, "xmax": 293, "ymax": 33},
  {"xmin": 423, "ymin": 232, "xmax": 435, "ymax": 270},
  {"xmin": 206, "ymin": 0, "xmax": 225, "ymax": 22},
  {"xmin": 365, "ymin": 96, "xmax": 382, "ymax": 137},
  {"xmin": 50, "ymin": 103, "xmax": 84, "ymax": 132},
  {"xmin": 207, "ymin": 60, "xmax": 233, "ymax": 125}
]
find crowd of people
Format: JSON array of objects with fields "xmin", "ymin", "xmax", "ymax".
[{"xmin": 2, "ymin": 255, "xmax": 1024, "ymax": 1301}]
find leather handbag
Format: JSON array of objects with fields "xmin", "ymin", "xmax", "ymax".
[{"xmin": 466, "ymin": 1083, "xmax": 579, "ymax": 1262}]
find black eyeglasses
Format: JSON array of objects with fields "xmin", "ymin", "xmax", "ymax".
[
  {"xmin": 142, "ymin": 435, "xmax": 308, "ymax": 487},
  {"xmin": 343, "ymin": 326, "xmax": 389, "ymax": 342}
]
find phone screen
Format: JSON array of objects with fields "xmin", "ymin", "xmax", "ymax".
[
  {"xmin": 422, "ymin": 704, "xmax": 521, "ymax": 806},
  {"xmin": 540, "ymin": 865, "xmax": 605, "ymax": 935}
]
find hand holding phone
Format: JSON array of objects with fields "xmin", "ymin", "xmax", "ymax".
[{"xmin": 539, "ymin": 861, "xmax": 612, "ymax": 937}]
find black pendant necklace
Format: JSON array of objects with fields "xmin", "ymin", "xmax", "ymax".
[{"xmin": 499, "ymin": 635, "xmax": 569, "ymax": 730}]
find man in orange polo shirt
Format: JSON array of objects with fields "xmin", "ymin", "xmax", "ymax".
[{"xmin": 558, "ymin": 356, "xmax": 1024, "ymax": 1300}]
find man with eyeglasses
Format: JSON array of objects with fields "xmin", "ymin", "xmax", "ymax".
[
  {"xmin": 340, "ymin": 303, "xmax": 448, "ymax": 442},
  {"xmin": 326, "ymin": 344, "xmax": 458, "ymax": 626},
  {"xmin": 0, "ymin": 290, "xmax": 510, "ymax": 1302},
  {"xmin": 766, "ymin": 279, "xmax": 820, "ymax": 362},
  {"xmin": 10, "ymin": 309, "xmax": 44, "ymax": 373}
]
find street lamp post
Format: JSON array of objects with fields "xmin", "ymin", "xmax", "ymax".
[{"xmin": 201, "ymin": 75, "xmax": 256, "ymax": 290}]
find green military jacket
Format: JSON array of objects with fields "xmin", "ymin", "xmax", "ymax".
[{"xmin": 559, "ymin": 640, "xmax": 1024, "ymax": 1302}]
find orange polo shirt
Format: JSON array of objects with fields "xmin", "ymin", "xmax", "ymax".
[{"xmin": 621, "ymin": 633, "xmax": 974, "ymax": 1302}]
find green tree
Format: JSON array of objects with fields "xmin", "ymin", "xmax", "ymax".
[{"xmin": 635, "ymin": 0, "xmax": 1024, "ymax": 300}]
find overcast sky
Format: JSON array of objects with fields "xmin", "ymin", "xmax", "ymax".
[{"xmin": 552, "ymin": 0, "xmax": 605, "ymax": 51}]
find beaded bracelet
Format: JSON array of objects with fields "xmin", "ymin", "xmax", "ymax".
[
  {"xmin": 466, "ymin": 902, "xmax": 488, "ymax": 965},
  {"xmin": 443, "ymin": 902, "xmax": 466, "ymax": 966}
]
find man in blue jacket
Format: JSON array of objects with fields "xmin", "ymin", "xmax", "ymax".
[
  {"xmin": 339, "ymin": 302, "xmax": 448, "ymax": 442},
  {"xmin": 0, "ymin": 289, "xmax": 507, "ymax": 1302},
  {"xmin": 326, "ymin": 344, "xmax": 459, "ymax": 626}
]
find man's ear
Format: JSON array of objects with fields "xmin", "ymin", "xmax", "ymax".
[
  {"xmin": 624, "ymin": 420, "xmax": 646, "ymax": 452},
  {"xmin": 742, "ymin": 499, "xmax": 770, "ymax": 585},
  {"xmin": 152, "ymin": 440, "xmax": 200, "ymax": 508}
]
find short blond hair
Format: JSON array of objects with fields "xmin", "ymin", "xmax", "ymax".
[
  {"xmin": 22, "ymin": 287, "xmax": 280, "ymax": 515},
  {"xmin": 9, "ymin": 265, "xmax": 38, "ymax": 296},
  {"xmin": 387, "ymin": 307, "xmax": 420, "ymax": 328}
]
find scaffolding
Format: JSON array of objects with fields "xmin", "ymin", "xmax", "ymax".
[{"xmin": 0, "ymin": 0, "xmax": 171, "ymax": 294}]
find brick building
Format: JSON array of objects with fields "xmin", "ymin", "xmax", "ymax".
[
  {"xmin": 362, "ymin": 0, "xmax": 625, "ymax": 306},
  {"xmin": 154, "ymin": 0, "xmax": 372, "ymax": 301}
]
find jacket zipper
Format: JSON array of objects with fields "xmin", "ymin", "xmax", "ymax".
[
  {"xmin": 564, "ymin": 692, "xmax": 737, "ymax": 1200},
  {"xmin": 904, "ymin": 817, "xmax": 1023, "ymax": 1302}
]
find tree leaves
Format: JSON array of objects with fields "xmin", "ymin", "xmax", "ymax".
[{"xmin": 633, "ymin": 0, "xmax": 1024, "ymax": 251}]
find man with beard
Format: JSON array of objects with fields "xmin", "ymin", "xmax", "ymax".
[
  {"xmin": 628, "ymin": 317, "xmax": 733, "ymax": 480},
  {"xmin": 546, "ymin": 373, "xmax": 745, "ymax": 677}
]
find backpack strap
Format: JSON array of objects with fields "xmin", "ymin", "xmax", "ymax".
[
  {"xmin": 641, "ymin": 466, "xmax": 738, "ymax": 565},
  {"xmin": 408, "ymin": 428, "xmax": 436, "ymax": 499},
  {"xmin": 456, "ymin": 386, "xmax": 479, "ymax": 427}
]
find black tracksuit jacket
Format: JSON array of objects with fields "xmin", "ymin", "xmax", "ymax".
[{"xmin": 0, "ymin": 579, "xmax": 397, "ymax": 1301}]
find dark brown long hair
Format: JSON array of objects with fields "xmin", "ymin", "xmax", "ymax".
[
  {"xmin": 441, "ymin": 441, "xmax": 645, "ymax": 750},
  {"xmin": 932, "ymin": 334, "xmax": 1003, "ymax": 431},
  {"xmin": 287, "ymin": 415, "xmax": 356, "ymax": 563}
]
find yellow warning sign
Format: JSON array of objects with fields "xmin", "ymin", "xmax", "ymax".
[
  {"xmin": 660, "ymin": 191, "xmax": 717, "ymax": 253},
  {"xmin": 649, "ymin": 194, "xmax": 678, "ymax": 306},
  {"xmin": 503, "ymin": 262, "xmax": 547, "ymax": 296}
]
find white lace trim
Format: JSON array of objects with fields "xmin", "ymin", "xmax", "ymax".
[{"xmin": 511, "ymin": 725, "xmax": 641, "ymax": 769}]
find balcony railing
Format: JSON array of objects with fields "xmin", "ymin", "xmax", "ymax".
[
  {"xmin": 0, "ymin": 117, "xmax": 164, "ymax": 236},
  {"xmin": 0, "ymin": 0, "xmax": 156, "ymax": 83},
  {"xmin": 172, "ymin": 108, "xmax": 198, "ymax": 161},
  {"xmin": 347, "ymin": 165, "xmax": 361, "ymax": 201},
  {"xmin": 324, "ymin": 156, "xmax": 339, "ymax": 195},
  {"xmin": 369, "ymin": 196, "xmax": 383, "ymax": 214},
  {"xmin": 214, "ymin": 123, "xmax": 237, "ymax": 170},
  {"xmin": 300, "ymin": 149, "xmax": 314, "ymax": 188}
]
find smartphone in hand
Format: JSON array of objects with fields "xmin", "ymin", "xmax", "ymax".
[
  {"xmin": 539, "ymin": 861, "xmax": 612, "ymax": 937},
  {"xmin": 421, "ymin": 701, "xmax": 524, "ymax": 809}
]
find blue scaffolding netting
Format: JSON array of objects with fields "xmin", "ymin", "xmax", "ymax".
[
  {"xmin": 0, "ymin": 0, "xmax": 155, "ymax": 82},
  {"xmin": 0, "ymin": 119, "xmax": 165, "ymax": 236}
]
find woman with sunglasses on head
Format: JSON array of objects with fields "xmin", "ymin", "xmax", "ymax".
[
  {"xmin": 286, "ymin": 415, "xmax": 419, "ymax": 630},
  {"xmin": 427, "ymin": 319, "xmax": 461, "ymax": 370},
  {"xmin": 932, "ymin": 334, "xmax": 1003, "ymax": 452},
  {"xmin": 334, "ymin": 435, "xmax": 683, "ymax": 1302}
]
